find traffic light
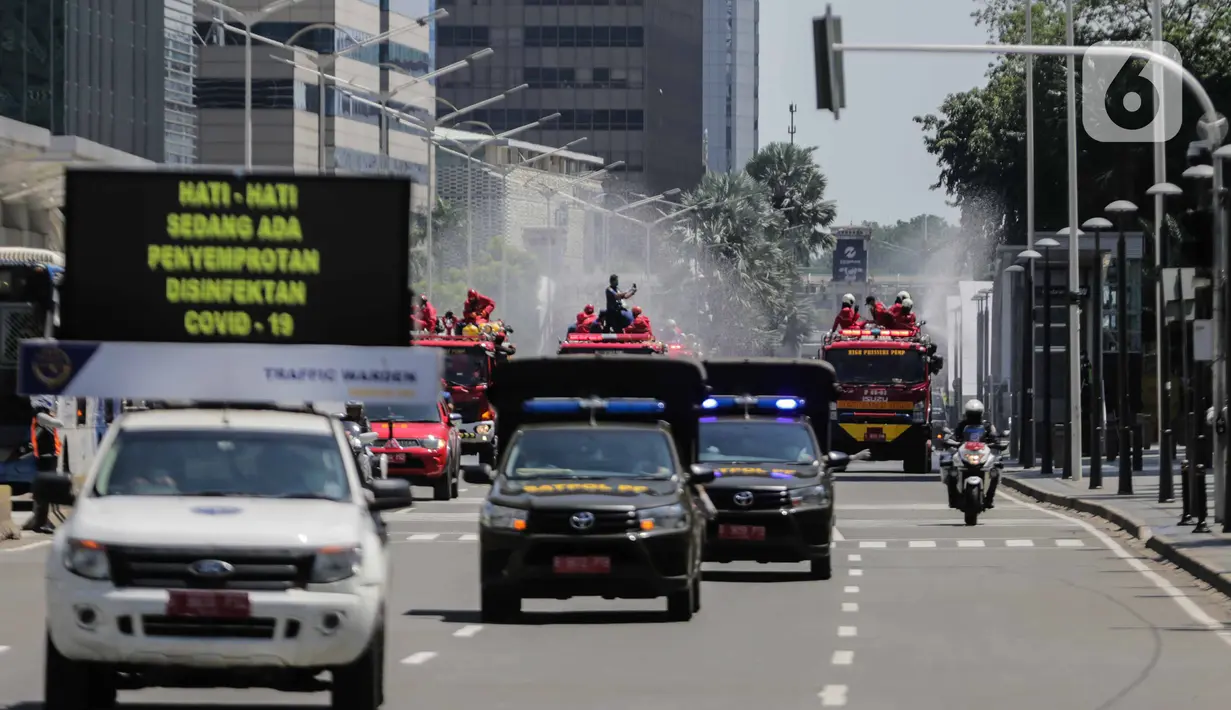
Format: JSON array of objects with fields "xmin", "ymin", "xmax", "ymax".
[{"xmin": 813, "ymin": 5, "xmax": 846, "ymax": 117}]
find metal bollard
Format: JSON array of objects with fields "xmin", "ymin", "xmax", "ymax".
[
  {"xmin": 1131, "ymin": 418, "xmax": 1144, "ymax": 471},
  {"xmin": 1193, "ymin": 463, "xmax": 1212, "ymax": 533},
  {"xmin": 1106, "ymin": 417, "xmax": 1118, "ymax": 462},
  {"xmin": 1179, "ymin": 460, "xmax": 1193, "ymax": 524}
]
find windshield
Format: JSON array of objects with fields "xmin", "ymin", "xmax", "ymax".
[
  {"xmin": 699, "ymin": 421, "xmax": 819, "ymax": 464},
  {"xmin": 445, "ymin": 350, "xmax": 490, "ymax": 386},
  {"xmin": 504, "ymin": 428, "xmax": 675, "ymax": 480},
  {"xmin": 823, "ymin": 347, "xmax": 926, "ymax": 384},
  {"xmin": 962, "ymin": 425, "xmax": 987, "ymax": 443},
  {"xmin": 91, "ymin": 430, "xmax": 351, "ymax": 501},
  {"xmin": 366, "ymin": 401, "xmax": 441, "ymax": 422}
]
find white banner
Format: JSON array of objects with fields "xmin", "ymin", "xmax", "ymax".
[{"xmin": 19, "ymin": 340, "xmax": 443, "ymax": 405}]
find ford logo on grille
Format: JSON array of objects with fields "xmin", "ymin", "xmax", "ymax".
[
  {"xmin": 733, "ymin": 491, "xmax": 755, "ymax": 507},
  {"xmin": 569, "ymin": 511, "xmax": 596, "ymax": 530},
  {"xmin": 189, "ymin": 559, "xmax": 235, "ymax": 578}
]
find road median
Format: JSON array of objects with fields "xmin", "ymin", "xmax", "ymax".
[{"xmin": 1003, "ymin": 467, "xmax": 1231, "ymax": 600}]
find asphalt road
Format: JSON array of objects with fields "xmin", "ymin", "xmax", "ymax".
[{"xmin": 2, "ymin": 459, "xmax": 1231, "ymax": 709}]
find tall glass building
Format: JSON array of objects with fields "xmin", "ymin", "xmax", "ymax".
[
  {"xmin": 0, "ymin": 0, "xmax": 196, "ymax": 163},
  {"xmin": 702, "ymin": 0, "xmax": 758, "ymax": 174}
]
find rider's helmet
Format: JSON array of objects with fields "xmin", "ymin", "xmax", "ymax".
[
  {"xmin": 462, "ymin": 323, "xmax": 481, "ymax": 337},
  {"xmin": 584, "ymin": 304, "xmax": 595, "ymax": 315},
  {"xmin": 900, "ymin": 298, "xmax": 914, "ymax": 313},
  {"xmin": 344, "ymin": 401, "xmax": 364, "ymax": 421},
  {"xmin": 963, "ymin": 399, "xmax": 985, "ymax": 425},
  {"xmin": 896, "ymin": 290, "xmax": 910, "ymax": 303},
  {"xmin": 842, "ymin": 293, "xmax": 856, "ymax": 307},
  {"xmin": 632, "ymin": 305, "xmax": 643, "ymax": 317}
]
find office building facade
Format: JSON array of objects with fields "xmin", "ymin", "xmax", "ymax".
[
  {"xmin": 702, "ymin": 0, "xmax": 757, "ymax": 174},
  {"xmin": 0, "ymin": 0, "xmax": 195, "ymax": 163},
  {"xmin": 433, "ymin": 0, "xmax": 705, "ymax": 196},
  {"xmin": 194, "ymin": 0, "xmax": 435, "ymax": 196}
]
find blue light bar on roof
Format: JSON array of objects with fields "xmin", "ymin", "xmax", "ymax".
[
  {"xmin": 701, "ymin": 395, "xmax": 805, "ymax": 411},
  {"xmin": 522, "ymin": 397, "xmax": 666, "ymax": 414}
]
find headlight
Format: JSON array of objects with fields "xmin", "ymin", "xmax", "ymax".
[
  {"xmin": 790, "ymin": 484, "xmax": 830, "ymax": 508},
  {"xmin": 310, "ymin": 546, "xmax": 362, "ymax": 583},
  {"xmin": 421, "ymin": 436, "xmax": 445, "ymax": 450},
  {"xmin": 637, "ymin": 503, "xmax": 688, "ymax": 531},
  {"xmin": 481, "ymin": 502, "xmax": 527, "ymax": 530},
  {"xmin": 962, "ymin": 452, "xmax": 988, "ymax": 466},
  {"xmin": 64, "ymin": 539, "xmax": 110, "ymax": 580},
  {"xmin": 474, "ymin": 423, "xmax": 492, "ymax": 435},
  {"xmin": 912, "ymin": 402, "xmax": 925, "ymax": 423}
]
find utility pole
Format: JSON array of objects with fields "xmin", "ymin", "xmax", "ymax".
[{"xmin": 789, "ymin": 104, "xmax": 798, "ymax": 145}]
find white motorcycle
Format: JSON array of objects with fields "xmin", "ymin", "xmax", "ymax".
[{"xmin": 939, "ymin": 426, "xmax": 1004, "ymax": 526}]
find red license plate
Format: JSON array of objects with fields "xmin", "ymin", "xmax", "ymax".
[
  {"xmin": 166, "ymin": 590, "xmax": 251, "ymax": 618},
  {"xmin": 552, "ymin": 555, "xmax": 611, "ymax": 574},
  {"xmin": 718, "ymin": 524, "xmax": 766, "ymax": 541},
  {"xmin": 389, "ymin": 453, "xmax": 406, "ymax": 463},
  {"xmin": 865, "ymin": 429, "xmax": 886, "ymax": 442}
]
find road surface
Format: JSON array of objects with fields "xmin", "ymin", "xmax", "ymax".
[{"xmin": 1, "ymin": 461, "xmax": 1229, "ymax": 709}]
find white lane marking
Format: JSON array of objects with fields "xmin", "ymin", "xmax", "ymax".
[
  {"xmin": 831, "ymin": 650, "xmax": 854, "ymax": 666},
  {"xmin": 819, "ymin": 685, "xmax": 848, "ymax": 707},
  {"xmin": 839, "ymin": 518, "xmax": 1076, "ymax": 527},
  {"xmin": 842, "ymin": 602, "xmax": 858, "ymax": 612},
  {"xmin": 400, "ymin": 652, "xmax": 437, "ymax": 665},
  {"xmin": 859, "ymin": 541, "xmax": 886, "ymax": 548},
  {"xmin": 908, "ymin": 540, "xmax": 936, "ymax": 548},
  {"xmin": 453, "ymin": 625, "xmax": 483, "ymax": 638},
  {"xmin": 844, "ymin": 586, "xmax": 859, "ymax": 593},
  {"xmin": 459, "ymin": 488, "xmax": 469, "ymax": 492},
  {"xmin": 848, "ymin": 569, "xmax": 863, "ymax": 577},
  {"xmin": 957, "ymin": 539, "xmax": 986, "ymax": 547},
  {"xmin": 1003, "ymin": 491, "xmax": 1231, "ymax": 650},
  {"xmin": 837, "ymin": 626, "xmax": 857, "ymax": 637},
  {"xmin": 838, "ymin": 503, "xmax": 1021, "ymax": 510},
  {"xmin": 832, "ymin": 527, "xmax": 845, "ymax": 541},
  {"xmin": 391, "ymin": 513, "xmax": 479, "ymax": 522},
  {"xmin": 458, "ymin": 534, "xmax": 479, "ymax": 541},
  {"xmin": 1055, "ymin": 538, "xmax": 1085, "ymax": 547},
  {"xmin": 0, "ymin": 540, "xmax": 51, "ymax": 553},
  {"xmin": 847, "ymin": 554, "xmax": 862, "ymax": 562},
  {"xmin": 407, "ymin": 534, "xmax": 440, "ymax": 541},
  {"xmin": 1005, "ymin": 539, "xmax": 1034, "ymax": 547}
]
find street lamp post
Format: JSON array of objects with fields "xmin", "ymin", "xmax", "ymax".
[
  {"xmin": 1145, "ymin": 182, "xmax": 1185, "ymax": 502},
  {"xmin": 1036, "ymin": 237, "xmax": 1061, "ymax": 474},
  {"xmin": 1017, "ymin": 248, "xmax": 1042, "ymax": 468},
  {"xmin": 1213, "ymin": 146, "xmax": 1231, "ymax": 530},
  {"xmin": 1181, "ymin": 163, "xmax": 1214, "ymax": 524},
  {"xmin": 1106, "ymin": 200, "xmax": 1139, "ymax": 495},
  {"xmin": 1005, "ymin": 264, "xmax": 1027, "ymax": 456},
  {"xmin": 613, "ymin": 188, "xmax": 683, "ymax": 309},
  {"xmin": 1082, "ymin": 217, "xmax": 1113, "ymax": 489},
  {"xmin": 973, "ymin": 291, "xmax": 987, "ymax": 404}
]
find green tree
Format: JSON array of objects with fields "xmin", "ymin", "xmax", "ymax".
[
  {"xmin": 745, "ymin": 142, "xmax": 839, "ymax": 265},
  {"xmin": 916, "ymin": 0, "xmax": 1231, "ymax": 248}
]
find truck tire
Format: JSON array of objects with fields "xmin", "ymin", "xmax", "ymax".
[
  {"xmin": 478, "ymin": 444, "xmax": 497, "ymax": 467},
  {"xmin": 666, "ymin": 582, "xmax": 695, "ymax": 621},
  {"xmin": 432, "ymin": 474, "xmax": 453, "ymax": 501},
  {"xmin": 480, "ymin": 587, "xmax": 520, "ymax": 622},
  {"xmin": 332, "ymin": 624, "xmax": 384, "ymax": 710},
  {"xmin": 44, "ymin": 632, "xmax": 115, "ymax": 710}
]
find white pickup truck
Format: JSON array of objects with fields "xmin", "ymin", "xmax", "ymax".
[{"xmin": 34, "ymin": 405, "xmax": 412, "ymax": 710}]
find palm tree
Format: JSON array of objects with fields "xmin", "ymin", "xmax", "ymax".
[
  {"xmin": 745, "ymin": 142, "xmax": 838, "ymax": 265},
  {"xmin": 410, "ymin": 197, "xmax": 465, "ymax": 291}
]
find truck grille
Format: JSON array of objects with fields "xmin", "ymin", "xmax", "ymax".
[
  {"xmin": 706, "ymin": 488, "xmax": 787, "ymax": 511},
  {"xmin": 141, "ymin": 615, "xmax": 278, "ymax": 639},
  {"xmin": 376, "ymin": 439, "xmax": 421, "ymax": 448},
  {"xmin": 107, "ymin": 546, "xmax": 314, "ymax": 591},
  {"xmin": 528, "ymin": 509, "xmax": 637, "ymax": 535}
]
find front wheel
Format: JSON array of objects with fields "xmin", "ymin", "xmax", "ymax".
[
  {"xmin": 44, "ymin": 633, "xmax": 116, "ymax": 710},
  {"xmin": 478, "ymin": 445, "xmax": 497, "ymax": 467},
  {"xmin": 810, "ymin": 555, "xmax": 833, "ymax": 580},
  {"xmin": 963, "ymin": 485, "xmax": 982, "ymax": 526},
  {"xmin": 331, "ymin": 624, "xmax": 384, "ymax": 710}
]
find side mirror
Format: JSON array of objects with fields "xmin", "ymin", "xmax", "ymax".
[
  {"xmin": 449, "ymin": 413, "xmax": 463, "ymax": 424},
  {"xmin": 687, "ymin": 464, "xmax": 716, "ymax": 485},
  {"xmin": 825, "ymin": 451, "xmax": 850, "ymax": 472},
  {"xmin": 357, "ymin": 431, "xmax": 379, "ymax": 445},
  {"xmin": 368, "ymin": 478, "xmax": 412, "ymax": 511},
  {"xmin": 462, "ymin": 463, "xmax": 493, "ymax": 485},
  {"xmin": 33, "ymin": 471, "xmax": 74, "ymax": 506}
]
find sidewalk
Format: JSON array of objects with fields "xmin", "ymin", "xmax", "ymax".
[{"xmin": 1002, "ymin": 451, "xmax": 1231, "ymax": 598}]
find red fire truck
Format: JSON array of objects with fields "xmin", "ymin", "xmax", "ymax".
[
  {"xmin": 411, "ymin": 333, "xmax": 501, "ymax": 465},
  {"xmin": 819, "ymin": 327, "xmax": 944, "ymax": 473}
]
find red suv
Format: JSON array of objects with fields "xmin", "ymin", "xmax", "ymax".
[{"xmin": 367, "ymin": 398, "xmax": 462, "ymax": 500}]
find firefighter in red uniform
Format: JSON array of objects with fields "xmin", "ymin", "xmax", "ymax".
[
  {"xmin": 887, "ymin": 291, "xmax": 910, "ymax": 323},
  {"xmin": 575, "ymin": 304, "xmax": 598, "ymax": 333},
  {"xmin": 416, "ymin": 294, "xmax": 438, "ymax": 333},
  {"xmin": 893, "ymin": 298, "xmax": 918, "ymax": 332},
  {"xmin": 463, "ymin": 289, "xmax": 496, "ymax": 325},
  {"xmin": 832, "ymin": 293, "xmax": 864, "ymax": 331},
  {"xmin": 624, "ymin": 306, "xmax": 653, "ymax": 335},
  {"xmin": 865, "ymin": 296, "xmax": 893, "ymax": 328}
]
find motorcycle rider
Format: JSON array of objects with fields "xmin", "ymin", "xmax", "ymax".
[
  {"xmin": 603, "ymin": 274, "xmax": 637, "ymax": 331},
  {"xmin": 943, "ymin": 399, "xmax": 1002, "ymax": 509},
  {"xmin": 624, "ymin": 305, "xmax": 653, "ymax": 335},
  {"xmin": 832, "ymin": 293, "xmax": 864, "ymax": 331},
  {"xmin": 463, "ymin": 289, "xmax": 496, "ymax": 325},
  {"xmin": 341, "ymin": 401, "xmax": 370, "ymax": 432},
  {"xmin": 893, "ymin": 298, "xmax": 918, "ymax": 331}
]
